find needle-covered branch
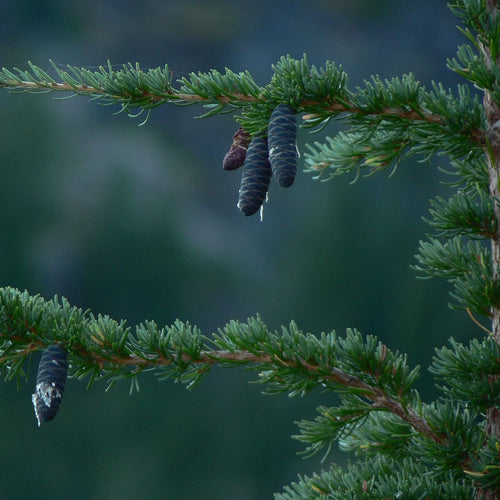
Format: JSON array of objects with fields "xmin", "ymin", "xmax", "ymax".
[
  {"xmin": 1, "ymin": 286, "xmax": 434, "ymax": 442},
  {"xmin": 4, "ymin": 285, "xmax": 498, "ymax": 488},
  {"xmin": 276, "ymin": 457, "xmax": 475, "ymax": 499},
  {"xmin": 0, "ymin": 56, "xmax": 485, "ymax": 148}
]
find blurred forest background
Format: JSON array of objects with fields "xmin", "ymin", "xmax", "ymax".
[{"xmin": 0, "ymin": 1, "xmax": 477, "ymax": 499}]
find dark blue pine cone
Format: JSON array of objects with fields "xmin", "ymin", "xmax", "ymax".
[
  {"xmin": 32, "ymin": 344, "xmax": 68, "ymax": 426},
  {"xmin": 223, "ymin": 127, "xmax": 252, "ymax": 171},
  {"xmin": 237, "ymin": 136, "xmax": 272, "ymax": 216},
  {"xmin": 267, "ymin": 104, "xmax": 297, "ymax": 187}
]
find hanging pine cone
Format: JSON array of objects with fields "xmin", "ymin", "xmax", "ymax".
[
  {"xmin": 267, "ymin": 104, "xmax": 297, "ymax": 187},
  {"xmin": 32, "ymin": 344, "xmax": 68, "ymax": 426},
  {"xmin": 223, "ymin": 127, "xmax": 252, "ymax": 171},
  {"xmin": 237, "ymin": 136, "xmax": 272, "ymax": 216}
]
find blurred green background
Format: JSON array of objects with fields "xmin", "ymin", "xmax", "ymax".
[{"xmin": 0, "ymin": 1, "xmax": 478, "ymax": 498}]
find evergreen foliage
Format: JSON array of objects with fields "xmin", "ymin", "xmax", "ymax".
[{"xmin": 1, "ymin": 0, "xmax": 500, "ymax": 497}]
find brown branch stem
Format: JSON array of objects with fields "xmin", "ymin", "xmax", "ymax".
[
  {"xmin": 0, "ymin": 78, "xmax": 478, "ymax": 137},
  {"xmin": 0, "ymin": 341, "xmax": 40, "ymax": 365}
]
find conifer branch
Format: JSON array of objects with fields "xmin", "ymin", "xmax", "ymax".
[
  {"xmin": 0, "ymin": 78, "xmax": 256, "ymax": 104},
  {"xmin": 0, "ymin": 70, "xmax": 456, "ymax": 128},
  {"xmin": 0, "ymin": 286, "xmax": 440, "ymax": 443},
  {"xmin": 0, "ymin": 59, "xmax": 484, "ymax": 144}
]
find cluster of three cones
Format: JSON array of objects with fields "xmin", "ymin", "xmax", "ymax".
[{"xmin": 223, "ymin": 104, "xmax": 298, "ymax": 216}]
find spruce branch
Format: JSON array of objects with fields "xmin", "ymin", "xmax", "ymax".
[
  {"xmin": 276, "ymin": 456, "xmax": 475, "ymax": 499},
  {"xmin": 431, "ymin": 336, "xmax": 500, "ymax": 409},
  {"xmin": 0, "ymin": 57, "xmax": 485, "ymax": 146},
  {"xmin": 304, "ymin": 79, "xmax": 485, "ymax": 181},
  {"xmin": 413, "ymin": 236, "xmax": 496, "ymax": 315},
  {"xmin": 0, "ymin": 286, "xmax": 439, "ymax": 444},
  {"xmin": 424, "ymin": 190, "xmax": 497, "ymax": 239}
]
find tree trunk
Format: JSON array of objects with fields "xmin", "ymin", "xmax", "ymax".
[{"xmin": 481, "ymin": 4, "xmax": 500, "ymax": 499}]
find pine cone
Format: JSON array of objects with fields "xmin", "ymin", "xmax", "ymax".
[
  {"xmin": 237, "ymin": 136, "xmax": 272, "ymax": 216},
  {"xmin": 267, "ymin": 104, "xmax": 297, "ymax": 187},
  {"xmin": 223, "ymin": 127, "xmax": 252, "ymax": 171},
  {"xmin": 32, "ymin": 344, "xmax": 68, "ymax": 426}
]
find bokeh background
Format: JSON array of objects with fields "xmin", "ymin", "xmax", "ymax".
[{"xmin": 0, "ymin": 1, "xmax": 478, "ymax": 498}]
